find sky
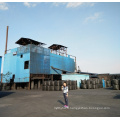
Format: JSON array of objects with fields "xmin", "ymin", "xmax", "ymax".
[{"xmin": 0, "ymin": 2, "xmax": 120, "ymax": 74}]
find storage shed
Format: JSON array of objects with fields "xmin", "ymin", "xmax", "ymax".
[{"xmin": 62, "ymin": 73, "xmax": 89, "ymax": 88}]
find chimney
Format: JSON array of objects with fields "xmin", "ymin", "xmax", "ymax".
[{"xmin": 4, "ymin": 26, "xmax": 9, "ymax": 54}]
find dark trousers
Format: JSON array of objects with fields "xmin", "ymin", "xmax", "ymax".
[{"xmin": 63, "ymin": 93, "xmax": 68, "ymax": 106}]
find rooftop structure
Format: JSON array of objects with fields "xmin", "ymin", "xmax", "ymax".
[
  {"xmin": 16, "ymin": 37, "xmax": 46, "ymax": 46},
  {"xmin": 48, "ymin": 44, "xmax": 67, "ymax": 56}
]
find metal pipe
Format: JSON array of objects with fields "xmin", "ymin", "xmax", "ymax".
[
  {"xmin": 51, "ymin": 66, "xmax": 73, "ymax": 73},
  {"xmin": 4, "ymin": 26, "xmax": 9, "ymax": 54}
]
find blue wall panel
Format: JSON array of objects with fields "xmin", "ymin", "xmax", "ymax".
[
  {"xmin": 2, "ymin": 44, "xmax": 75, "ymax": 83},
  {"xmin": 30, "ymin": 44, "xmax": 50, "ymax": 74},
  {"xmin": 0, "ymin": 56, "xmax": 2, "ymax": 81},
  {"xmin": 2, "ymin": 50, "xmax": 17, "ymax": 83},
  {"xmin": 62, "ymin": 74, "xmax": 89, "ymax": 88},
  {"xmin": 50, "ymin": 53, "xmax": 75, "ymax": 74},
  {"xmin": 0, "ymin": 57, "xmax": 2, "ymax": 73},
  {"xmin": 14, "ymin": 52, "xmax": 30, "ymax": 82},
  {"xmin": 2, "ymin": 46, "xmax": 30, "ymax": 83},
  {"xmin": 30, "ymin": 52, "xmax": 50, "ymax": 74}
]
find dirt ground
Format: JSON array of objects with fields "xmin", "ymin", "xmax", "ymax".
[{"xmin": 0, "ymin": 88, "xmax": 120, "ymax": 117}]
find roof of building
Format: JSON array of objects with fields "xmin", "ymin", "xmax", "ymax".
[
  {"xmin": 48, "ymin": 44, "xmax": 67, "ymax": 50},
  {"xmin": 16, "ymin": 38, "xmax": 46, "ymax": 46}
]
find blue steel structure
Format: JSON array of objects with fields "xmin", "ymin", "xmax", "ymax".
[
  {"xmin": 2, "ymin": 38, "xmax": 75, "ymax": 84},
  {"xmin": 0, "ymin": 56, "xmax": 2, "ymax": 82}
]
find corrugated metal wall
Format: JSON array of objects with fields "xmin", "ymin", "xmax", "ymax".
[
  {"xmin": 30, "ymin": 44, "xmax": 50, "ymax": 74},
  {"xmin": 50, "ymin": 53, "xmax": 75, "ymax": 74},
  {"xmin": 2, "ymin": 45, "xmax": 30, "ymax": 83},
  {"xmin": 0, "ymin": 56, "xmax": 2, "ymax": 82},
  {"xmin": 62, "ymin": 74, "xmax": 89, "ymax": 88},
  {"xmin": 30, "ymin": 44, "xmax": 75, "ymax": 74},
  {"xmin": 2, "ymin": 44, "xmax": 75, "ymax": 83}
]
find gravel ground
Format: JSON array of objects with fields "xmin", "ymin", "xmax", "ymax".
[{"xmin": 0, "ymin": 88, "xmax": 120, "ymax": 117}]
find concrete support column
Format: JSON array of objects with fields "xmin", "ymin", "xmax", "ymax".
[
  {"xmin": 42, "ymin": 79, "xmax": 44, "ymax": 83},
  {"xmin": 28, "ymin": 78, "xmax": 31, "ymax": 90},
  {"xmin": 28, "ymin": 82, "xmax": 30, "ymax": 90},
  {"xmin": 14, "ymin": 83, "xmax": 16, "ymax": 90},
  {"xmin": 51, "ymin": 75, "xmax": 53, "ymax": 81},
  {"xmin": 38, "ymin": 80, "xmax": 41, "ymax": 89},
  {"xmin": 17, "ymin": 84, "xmax": 20, "ymax": 90},
  {"xmin": 31, "ymin": 80, "xmax": 34, "ymax": 89},
  {"xmin": 60, "ymin": 75, "xmax": 62, "ymax": 80},
  {"xmin": 24, "ymin": 83, "xmax": 27, "ymax": 90}
]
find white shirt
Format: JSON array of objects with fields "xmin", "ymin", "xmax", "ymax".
[{"xmin": 62, "ymin": 86, "xmax": 68, "ymax": 93}]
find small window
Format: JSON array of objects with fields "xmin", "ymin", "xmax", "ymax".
[
  {"xmin": 13, "ymin": 52, "xmax": 17, "ymax": 56},
  {"xmin": 20, "ymin": 55, "xmax": 23, "ymax": 58},
  {"xmin": 24, "ymin": 61, "xmax": 29, "ymax": 69},
  {"xmin": 62, "ymin": 71, "xmax": 66, "ymax": 74}
]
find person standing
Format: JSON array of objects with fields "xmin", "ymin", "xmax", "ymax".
[{"xmin": 61, "ymin": 82, "xmax": 69, "ymax": 108}]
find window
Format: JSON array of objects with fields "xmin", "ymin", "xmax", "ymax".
[
  {"xmin": 24, "ymin": 61, "xmax": 29, "ymax": 69},
  {"xmin": 13, "ymin": 52, "xmax": 17, "ymax": 56},
  {"xmin": 62, "ymin": 71, "xmax": 66, "ymax": 74},
  {"xmin": 20, "ymin": 55, "xmax": 23, "ymax": 58}
]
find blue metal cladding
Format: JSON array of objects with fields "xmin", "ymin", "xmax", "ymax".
[
  {"xmin": 0, "ymin": 56, "xmax": 2, "ymax": 81},
  {"xmin": 30, "ymin": 44, "xmax": 50, "ymax": 74},
  {"xmin": 2, "ymin": 44, "xmax": 75, "ymax": 83},
  {"xmin": 50, "ymin": 53, "xmax": 75, "ymax": 74},
  {"xmin": 2, "ymin": 46, "xmax": 30, "ymax": 83},
  {"xmin": 0, "ymin": 56, "xmax": 2, "ymax": 73},
  {"xmin": 62, "ymin": 74, "xmax": 89, "ymax": 88},
  {"xmin": 30, "ymin": 44, "xmax": 75, "ymax": 74}
]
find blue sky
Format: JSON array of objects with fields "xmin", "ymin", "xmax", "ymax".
[{"xmin": 0, "ymin": 2, "xmax": 120, "ymax": 73}]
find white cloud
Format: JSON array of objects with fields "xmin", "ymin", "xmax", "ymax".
[
  {"xmin": 66, "ymin": 2, "xmax": 84, "ymax": 8},
  {"xmin": 52, "ymin": 2, "xmax": 95, "ymax": 8},
  {"xmin": 87, "ymin": 2, "xmax": 95, "ymax": 7},
  {"xmin": 23, "ymin": 2, "xmax": 38, "ymax": 8},
  {"xmin": 84, "ymin": 12, "xmax": 103, "ymax": 23},
  {"xmin": 0, "ymin": 2, "xmax": 8, "ymax": 10},
  {"xmin": 52, "ymin": 2, "xmax": 66, "ymax": 7}
]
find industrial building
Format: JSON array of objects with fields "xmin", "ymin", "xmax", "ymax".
[
  {"xmin": 0, "ymin": 26, "xmax": 119, "ymax": 91},
  {"xmin": 2, "ymin": 37, "xmax": 76, "ymax": 89},
  {"xmin": 0, "ymin": 56, "xmax": 2, "ymax": 82}
]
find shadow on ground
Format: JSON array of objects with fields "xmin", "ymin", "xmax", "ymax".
[
  {"xmin": 104, "ymin": 87, "xmax": 113, "ymax": 90},
  {"xmin": 57, "ymin": 100, "xmax": 64, "ymax": 105},
  {"xmin": 0, "ymin": 91, "xmax": 15, "ymax": 98},
  {"xmin": 113, "ymin": 94, "xmax": 120, "ymax": 99}
]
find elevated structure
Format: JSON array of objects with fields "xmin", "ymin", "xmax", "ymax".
[
  {"xmin": 49, "ymin": 44, "xmax": 67, "ymax": 56},
  {"xmin": 16, "ymin": 37, "xmax": 46, "ymax": 46},
  {"xmin": 2, "ymin": 38, "xmax": 76, "ymax": 89}
]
